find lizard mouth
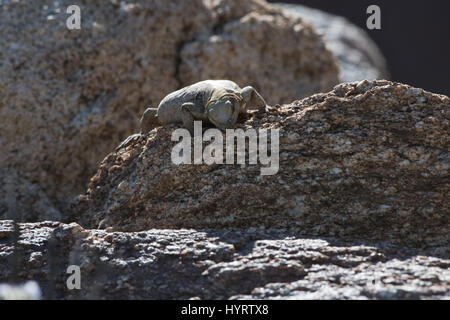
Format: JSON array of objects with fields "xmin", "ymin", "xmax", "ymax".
[{"xmin": 212, "ymin": 121, "xmax": 233, "ymax": 131}]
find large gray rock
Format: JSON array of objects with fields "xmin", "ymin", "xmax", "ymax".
[
  {"xmin": 0, "ymin": 0, "xmax": 339, "ymax": 222},
  {"xmin": 73, "ymin": 80, "xmax": 450, "ymax": 249},
  {"xmin": 275, "ymin": 3, "xmax": 389, "ymax": 82},
  {"xmin": 0, "ymin": 221, "xmax": 448, "ymax": 299},
  {"xmin": 179, "ymin": 9, "xmax": 339, "ymax": 104}
]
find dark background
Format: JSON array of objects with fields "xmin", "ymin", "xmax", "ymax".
[{"xmin": 270, "ymin": 0, "xmax": 450, "ymax": 96}]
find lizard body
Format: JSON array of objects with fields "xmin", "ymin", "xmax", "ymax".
[{"xmin": 117, "ymin": 80, "xmax": 267, "ymax": 150}]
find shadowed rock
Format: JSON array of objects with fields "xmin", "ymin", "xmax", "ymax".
[{"xmin": 0, "ymin": 221, "xmax": 448, "ymax": 299}]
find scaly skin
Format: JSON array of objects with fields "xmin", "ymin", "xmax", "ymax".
[{"xmin": 117, "ymin": 80, "xmax": 268, "ymax": 150}]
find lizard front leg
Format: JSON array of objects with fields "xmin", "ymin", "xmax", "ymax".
[
  {"xmin": 240, "ymin": 86, "xmax": 268, "ymax": 112},
  {"xmin": 180, "ymin": 102, "xmax": 205, "ymax": 135}
]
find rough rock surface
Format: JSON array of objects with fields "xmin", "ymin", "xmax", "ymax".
[
  {"xmin": 274, "ymin": 3, "xmax": 389, "ymax": 82},
  {"xmin": 0, "ymin": 169, "xmax": 62, "ymax": 222},
  {"xmin": 0, "ymin": 0, "xmax": 339, "ymax": 221},
  {"xmin": 0, "ymin": 221, "xmax": 448, "ymax": 300},
  {"xmin": 73, "ymin": 80, "xmax": 449, "ymax": 249}
]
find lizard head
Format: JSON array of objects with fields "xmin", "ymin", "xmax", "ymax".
[{"xmin": 206, "ymin": 95, "xmax": 241, "ymax": 130}]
